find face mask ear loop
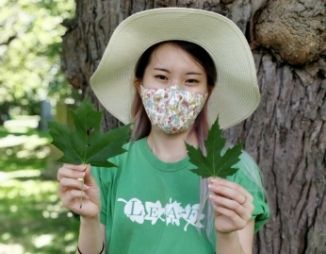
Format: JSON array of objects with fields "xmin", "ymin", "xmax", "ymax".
[{"xmin": 138, "ymin": 84, "xmax": 144, "ymax": 95}]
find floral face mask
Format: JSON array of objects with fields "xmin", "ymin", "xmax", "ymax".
[{"xmin": 139, "ymin": 85, "xmax": 208, "ymax": 134}]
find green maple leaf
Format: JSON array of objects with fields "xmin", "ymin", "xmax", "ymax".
[
  {"xmin": 186, "ymin": 118, "xmax": 243, "ymax": 178},
  {"xmin": 48, "ymin": 100, "xmax": 130, "ymax": 167}
]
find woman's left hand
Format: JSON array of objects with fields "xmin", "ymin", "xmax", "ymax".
[{"xmin": 208, "ymin": 177, "xmax": 254, "ymax": 234}]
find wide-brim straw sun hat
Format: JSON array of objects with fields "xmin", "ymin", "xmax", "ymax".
[{"xmin": 90, "ymin": 7, "xmax": 260, "ymax": 129}]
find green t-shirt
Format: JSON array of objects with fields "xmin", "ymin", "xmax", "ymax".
[{"xmin": 91, "ymin": 137, "xmax": 270, "ymax": 254}]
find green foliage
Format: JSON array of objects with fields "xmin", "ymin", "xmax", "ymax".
[
  {"xmin": 186, "ymin": 118, "xmax": 243, "ymax": 178},
  {"xmin": 0, "ymin": 179, "xmax": 79, "ymax": 253},
  {"xmin": 0, "ymin": 125, "xmax": 79, "ymax": 254},
  {"xmin": 49, "ymin": 100, "xmax": 130, "ymax": 167},
  {"xmin": 0, "ymin": 0, "xmax": 75, "ymax": 114}
]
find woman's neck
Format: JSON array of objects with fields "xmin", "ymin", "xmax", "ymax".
[{"xmin": 147, "ymin": 127, "xmax": 198, "ymax": 163}]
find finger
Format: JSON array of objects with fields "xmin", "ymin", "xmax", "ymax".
[
  {"xmin": 57, "ymin": 167, "xmax": 86, "ymax": 181},
  {"xmin": 213, "ymin": 205, "xmax": 248, "ymax": 229},
  {"xmin": 208, "ymin": 183, "xmax": 246, "ymax": 205},
  {"xmin": 70, "ymin": 201, "xmax": 86, "ymax": 214},
  {"xmin": 61, "ymin": 189, "xmax": 87, "ymax": 206},
  {"xmin": 63, "ymin": 164, "xmax": 87, "ymax": 171},
  {"xmin": 209, "ymin": 177, "xmax": 247, "ymax": 195},
  {"xmin": 208, "ymin": 177, "xmax": 254, "ymax": 205},
  {"xmin": 209, "ymin": 194, "xmax": 252, "ymax": 221},
  {"xmin": 210, "ymin": 177, "xmax": 251, "ymax": 199},
  {"xmin": 69, "ymin": 198, "xmax": 97, "ymax": 215},
  {"xmin": 221, "ymin": 179, "xmax": 254, "ymax": 202},
  {"xmin": 59, "ymin": 177, "xmax": 90, "ymax": 191},
  {"xmin": 84, "ymin": 166, "xmax": 97, "ymax": 186}
]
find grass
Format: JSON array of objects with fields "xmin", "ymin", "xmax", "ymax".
[{"xmin": 0, "ymin": 118, "xmax": 79, "ymax": 254}]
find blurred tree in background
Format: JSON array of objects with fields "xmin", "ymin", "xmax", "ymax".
[
  {"xmin": 0, "ymin": 0, "xmax": 75, "ymax": 122},
  {"xmin": 0, "ymin": 1, "xmax": 81, "ymax": 253},
  {"xmin": 61, "ymin": 1, "xmax": 325, "ymax": 254}
]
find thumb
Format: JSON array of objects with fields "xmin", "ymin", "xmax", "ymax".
[{"xmin": 83, "ymin": 164, "xmax": 96, "ymax": 186}]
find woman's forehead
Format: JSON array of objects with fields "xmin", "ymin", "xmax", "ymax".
[{"xmin": 148, "ymin": 43, "xmax": 206, "ymax": 72}]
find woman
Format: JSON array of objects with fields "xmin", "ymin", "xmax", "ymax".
[{"xmin": 57, "ymin": 8, "xmax": 270, "ymax": 254}]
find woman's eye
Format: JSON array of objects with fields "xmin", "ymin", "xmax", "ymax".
[
  {"xmin": 185, "ymin": 79, "xmax": 199, "ymax": 85},
  {"xmin": 155, "ymin": 75, "xmax": 168, "ymax": 81}
]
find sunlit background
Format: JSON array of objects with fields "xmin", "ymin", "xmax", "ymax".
[{"xmin": 0, "ymin": 1, "xmax": 80, "ymax": 253}]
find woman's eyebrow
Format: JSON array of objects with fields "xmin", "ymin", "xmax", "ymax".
[
  {"xmin": 153, "ymin": 68, "xmax": 170, "ymax": 73},
  {"xmin": 186, "ymin": 72, "xmax": 203, "ymax": 75},
  {"xmin": 153, "ymin": 68, "xmax": 203, "ymax": 76}
]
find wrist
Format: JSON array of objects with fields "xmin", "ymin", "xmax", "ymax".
[
  {"xmin": 77, "ymin": 242, "xmax": 104, "ymax": 254},
  {"xmin": 217, "ymin": 230, "xmax": 239, "ymax": 241},
  {"xmin": 80, "ymin": 215, "xmax": 100, "ymax": 225},
  {"xmin": 216, "ymin": 231, "xmax": 244, "ymax": 254}
]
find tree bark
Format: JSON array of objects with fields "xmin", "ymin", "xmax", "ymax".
[{"xmin": 61, "ymin": 0, "xmax": 326, "ymax": 253}]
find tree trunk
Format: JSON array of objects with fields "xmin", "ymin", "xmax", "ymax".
[{"xmin": 61, "ymin": 0, "xmax": 326, "ymax": 253}]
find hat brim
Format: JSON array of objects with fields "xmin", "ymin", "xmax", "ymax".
[{"xmin": 90, "ymin": 7, "xmax": 260, "ymax": 129}]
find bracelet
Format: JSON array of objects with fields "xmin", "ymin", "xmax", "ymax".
[{"xmin": 77, "ymin": 242, "xmax": 105, "ymax": 254}]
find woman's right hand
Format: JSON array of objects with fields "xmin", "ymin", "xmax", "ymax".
[{"xmin": 57, "ymin": 164, "xmax": 100, "ymax": 218}]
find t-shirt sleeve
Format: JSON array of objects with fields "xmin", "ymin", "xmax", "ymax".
[
  {"xmin": 228, "ymin": 150, "xmax": 271, "ymax": 233},
  {"xmin": 91, "ymin": 156, "xmax": 118, "ymax": 226}
]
